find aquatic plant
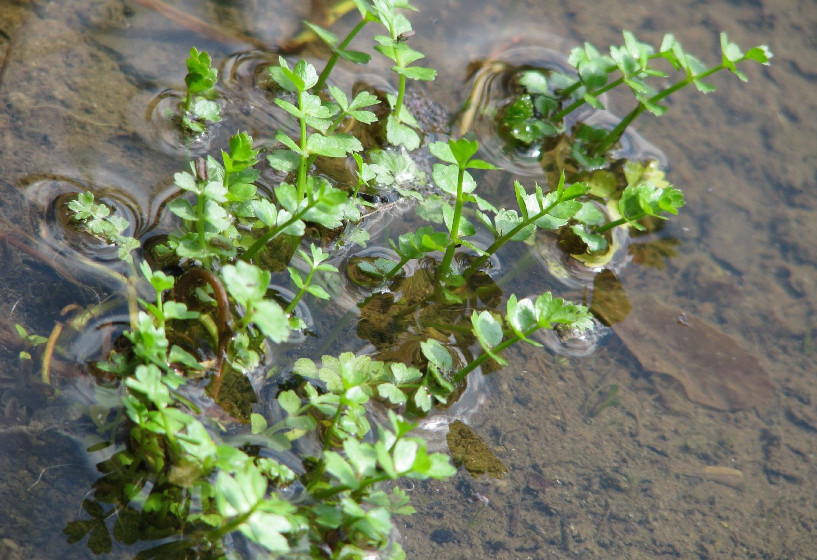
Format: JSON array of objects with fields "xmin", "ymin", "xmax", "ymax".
[
  {"xmin": 498, "ymin": 31, "xmax": 772, "ymax": 159},
  {"xmin": 180, "ymin": 47, "xmax": 221, "ymax": 134},
  {"xmin": 61, "ymin": 1, "xmax": 771, "ymax": 557}
]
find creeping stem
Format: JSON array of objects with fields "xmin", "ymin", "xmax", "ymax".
[
  {"xmin": 314, "ymin": 18, "xmax": 370, "ymax": 92},
  {"xmin": 592, "ymin": 63, "xmax": 728, "ymax": 156},
  {"xmin": 174, "ymin": 268, "xmax": 232, "ymax": 395},
  {"xmin": 451, "ymin": 324, "xmax": 540, "ymax": 384}
]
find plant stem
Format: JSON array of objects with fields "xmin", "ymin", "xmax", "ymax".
[
  {"xmin": 393, "ymin": 74, "xmax": 407, "ymax": 124},
  {"xmin": 315, "ymin": 18, "xmax": 370, "ymax": 92},
  {"xmin": 461, "ymin": 194, "xmax": 581, "ymax": 279},
  {"xmin": 553, "ymin": 76, "xmax": 625, "ymax": 121},
  {"xmin": 297, "ymin": 90, "xmax": 309, "ymax": 200},
  {"xmin": 183, "ymin": 89, "xmax": 193, "ymax": 115},
  {"xmin": 285, "ymin": 268, "xmax": 316, "ymax": 314},
  {"xmin": 384, "ymin": 255, "xmax": 412, "ymax": 280},
  {"xmin": 242, "ymin": 196, "xmax": 318, "ymax": 261},
  {"xmin": 309, "ymin": 473, "xmax": 391, "ymax": 501},
  {"xmin": 207, "ymin": 507, "xmax": 256, "ymax": 542},
  {"xmin": 594, "ymin": 215, "xmax": 633, "ymax": 234},
  {"xmin": 451, "ymin": 326, "xmax": 536, "ymax": 384},
  {"xmin": 196, "ymin": 191, "xmax": 206, "ymax": 250},
  {"xmin": 436, "ymin": 167, "xmax": 466, "ymax": 283},
  {"xmin": 593, "ymin": 63, "xmax": 728, "ymax": 156}
]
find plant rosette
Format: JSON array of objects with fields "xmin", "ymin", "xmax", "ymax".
[{"xmin": 455, "ymin": 39, "xmax": 592, "ymax": 176}]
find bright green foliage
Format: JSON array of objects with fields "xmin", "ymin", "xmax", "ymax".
[
  {"xmin": 269, "ymin": 57, "xmax": 371, "ymax": 199},
  {"xmin": 465, "ymin": 172, "xmax": 589, "ymax": 276},
  {"xmin": 445, "ymin": 293, "xmax": 593, "ymax": 383},
  {"xmin": 222, "ymin": 260, "xmax": 289, "ymax": 343},
  {"xmin": 166, "ymin": 132, "xmax": 265, "ymax": 265},
  {"xmin": 370, "ymin": 0, "xmax": 435, "ymax": 148},
  {"xmin": 182, "ymin": 47, "xmax": 221, "ymax": 134},
  {"xmin": 501, "ymin": 30, "xmax": 772, "ymax": 159},
  {"xmin": 285, "ymin": 244, "xmax": 338, "ymax": 324},
  {"xmin": 63, "ymin": 6, "xmax": 770, "ymax": 558},
  {"xmin": 67, "ymin": 192, "xmax": 140, "ymax": 263},
  {"xmin": 14, "ymin": 324, "xmax": 47, "ymax": 361},
  {"xmin": 306, "ymin": 21, "xmax": 372, "ymax": 66}
]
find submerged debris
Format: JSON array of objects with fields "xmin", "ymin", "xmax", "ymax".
[
  {"xmin": 612, "ymin": 295, "xmax": 775, "ymax": 411},
  {"xmin": 446, "ymin": 420, "xmax": 508, "ymax": 479}
]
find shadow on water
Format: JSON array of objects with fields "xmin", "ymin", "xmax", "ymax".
[{"xmin": 1, "ymin": 0, "xmax": 816, "ymax": 558}]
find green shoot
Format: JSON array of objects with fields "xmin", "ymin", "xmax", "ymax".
[
  {"xmin": 285, "ymin": 244, "xmax": 338, "ymax": 320},
  {"xmin": 181, "ymin": 47, "xmax": 221, "ymax": 134},
  {"xmin": 67, "ymin": 192, "xmax": 140, "ymax": 264},
  {"xmin": 15, "ymin": 324, "xmax": 47, "ymax": 362},
  {"xmin": 499, "ymin": 31, "xmax": 772, "ymax": 160},
  {"xmin": 371, "ymin": 0, "xmax": 435, "ymax": 148}
]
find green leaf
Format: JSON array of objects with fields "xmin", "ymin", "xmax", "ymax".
[
  {"xmin": 125, "ymin": 364, "xmax": 173, "ymax": 408},
  {"xmin": 250, "ymin": 413, "xmax": 267, "ymax": 433},
  {"xmin": 348, "ymin": 90, "xmax": 380, "ymax": 111},
  {"xmin": 190, "ymin": 97, "xmax": 221, "ymax": 122},
  {"xmin": 471, "ymin": 310, "xmax": 507, "ymax": 366},
  {"xmin": 304, "ymin": 21, "xmax": 339, "ymax": 48},
  {"xmin": 571, "ymin": 223, "xmax": 608, "ymax": 253},
  {"xmin": 385, "ymin": 114, "xmax": 420, "ymax": 150},
  {"xmin": 186, "ymin": 47, "xmax": 218, "ymax": 95},
  {"xmin": 420, "ymin": 339, "xmax": 452, "ymax": 372},
  {"xmin": 447, "ymin": 137, "xmax": 479, "ymax": 168},
  {"xmin": 413, "ymin": 386, "xmax": 432, "ymax": 412},
  {"xmin": 292, "ymin": 59, "xmax": 319, "ymax": 91},
  {"xmin": 378, "ymin": 383, "xmax": 407, "ymax": 405},
  {"xmin": 338, "ymin": 49, "xmax": 371, "ymax": 64},
  {"xmin": 432, "ymin": 163, "xmax": 476, "ymax": 195},
  {"xmin": 344, "ymin": 439, "xmax": 378, "ymax": 476},
  {"xmin": 306, "ymin": 284, "xmax": 331, "ymax": 299},
  {"xmin": 324, "ymin": 451, "xmax": 359, "ymax": 489},
  {"xmin": 519, "ymin": 70, "xmax": 549, "ymax": 94},
  {"xmin": 307, "ymin": 132, "xmax": 363, "ymax": 157},
  {"xmin": 393, "ymin": 65, "xmax": 437, "ymax": 81},
  {"xmin": 744, "ymin": 45, "xmax": 772, "ymax": 64},
  {"xmin": 222, "ymin": 261, "xmax": 270, "ymax": 307},
  {"xmin": 251, "ymin": 300, "xmax": 290, "ymax": 343},
  {"xmin": 174, "ymin": 171, "xmax": 197, "ymax": 192},
  {"xmin": 245, "ymin": 511, "xmax": 292, "ymax": 552},
  {"xmin": 507, "ymin": 294, "xmax": 539, "ymax": 336},
  {"xmin": 472, "ymin": 310, "xmax": 503, "ymax": 347},
  {"xmin": 393, "ymin": 439, "xmax": 418, "ymax": 473},
  {"xmin": 278, "ymin": 390, "xmax": 301, "ymax": 415},
  {"xmin": 167, "ymin": 198, "xmax": 199, "ymax": 222},
  {"xmin": 215, "ymin": 471, "xmax": 252, "ymax": 517},
  {"xmin": 163, "ymin": 301, "xmax": 199, "ymax": 320}
]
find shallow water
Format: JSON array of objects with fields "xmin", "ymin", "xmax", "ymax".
[{"xmin": 1, "ymin": 0, "xmax": 816, "ymax": 558}]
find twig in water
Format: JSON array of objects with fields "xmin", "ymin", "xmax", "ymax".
[{"xmin": 132, "ymin": 0, "xmax": 268, "ymax": 49}]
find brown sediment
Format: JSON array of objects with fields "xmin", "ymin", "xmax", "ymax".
[{"xmin": 0, "ymin": 4, "xmax": 27, "ymax": 94}]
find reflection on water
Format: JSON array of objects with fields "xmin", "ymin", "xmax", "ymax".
[{"xmin": 0, "ymin": 0, "xmax": 816, "ymax": 558}]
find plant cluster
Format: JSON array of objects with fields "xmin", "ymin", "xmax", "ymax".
[
  {"xmin": 180, "ymin": 47, "xmax": 222, "ymax": 135},
  {"xmin": 62, "ymin": 1, "xmax": 770, "ymax": 558}
]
